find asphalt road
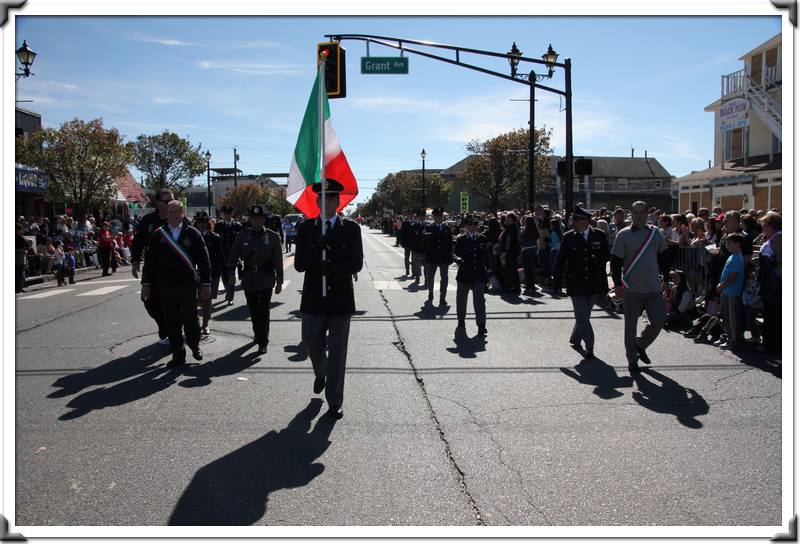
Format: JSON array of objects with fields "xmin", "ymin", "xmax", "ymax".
[{"xmin": 14, "ymin": 226, "xmax": 783, "ymax": 529}]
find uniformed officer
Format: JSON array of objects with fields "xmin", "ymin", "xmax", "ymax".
[
  {"xmin": 263, "ymin": 203, "xmax": 285, "ymax": 248},
  {"xmin": 130, "ymin": 188, "xmax": 171, "ymax": 345},
  {"xmin": 453, "ymin": 215, "xmax": 490, "ymax": 336},
  {"xmin": 423, "ymin": 206, "xmax": 454, "ymax": 306},
  {"xmin": 141, "ymin": 200, "xmax": 211, "ymax": 366},
  {"xmin": 295, "ymin": 179, "xmax": 363, "ymax": 420},
  {"xmin": 226, "ymin": 205, "xmax": 284, "ymax": 354},
  {"xmin": 215, "ymin": 205, "xmax": 243, "ymax": 305},
  {"xmin": 409, "ymin": 209, "xmax": 427, "ymax": 284},
  {"xmin": 399, "ymin": 212, "xmax": 414, "ymax": 276},
  {"xmin": 194, "ymin": 211, "xmax": 226, "ymax": 336},
  {"xmin": 553, "ymin": 206, "xmax": 611, "ymax": 359}
]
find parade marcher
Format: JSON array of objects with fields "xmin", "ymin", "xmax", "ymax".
[
  {"xmin": 194, "ymin": 212, "xmax": 226, "ymax": 336},
  {"xmin": 610, "ymin": 201, "xmax": 670, "ymax": 374},
  {"xmin": 141, "ymin": 200, "xmax": 211, "ymax": 366},
  {"xmin": 553, "ymin": 206, "xmax": 611, "ymax": 359},
  {"xmin": 423, "ymin": 206, "xmax": 454, "ymax": 305},
  {"xmin": 453, "ymin": 215, "xmax": 490, "ymax": 336},
  {"xmin": 97, "ymin": 221, "xmax": 114, "ymax": 276},
  {"xmin": 409, "ymin": 209, "xmax": 427, "ymax": 284},
  {"xmin": 399, "ymin": 212, "xmax": 414, "ymax": 277},
  {"xmin": 131, "ymin": 188, "xmax": 172, "ymax": 345},
  {"xmin": 295, "ymin": 179, "xmax": 364, "ymax": 420},
  {"xmin": 226, "ymin": 205, "xmax": 284, "ymax": 354},
  {"xmin": 263, "ymin": 203, "xmax": 285, "ymax": 248},
  {"xmin": 215, "ymin": 205, "xmax": 243, "ymax": 305}
]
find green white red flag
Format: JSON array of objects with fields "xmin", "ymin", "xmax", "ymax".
[{"xmin": 287, "ymin": 72, "xmax": 357, "ymax": 217}]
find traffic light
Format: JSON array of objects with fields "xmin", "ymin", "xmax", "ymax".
[
  {"xmin": 317, "ymin": 42, "xmax": 346, "ymax": 99},
  {"xmin": 575, "ymin": 158, "xmax": 593, "ymax": 176},
  {"xmin": 557, "ymin": 159, "xmax": 567, "ymax": 177}
]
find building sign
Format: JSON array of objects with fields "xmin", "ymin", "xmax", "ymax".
[
  {"xmin": 382, "ymin": 207, "xmax": 395, "ymax": 218},
  {"xmin": 460, "ymin": 192, "xmax": 469, "ymax": 213},
  {"xmin": 361, "ymin": 57, "xmax": 409, "ymax": 74},
  {"xmin": 15, "ymin": 165, "xmax": 48, "ymax": 194},
  {"xmin": 720, "ymin": 98, "xmax": 749, "ymax": 131},
  {"xmin": 709, "ymin": 174, "xmax": 754, "ymax": 187}
]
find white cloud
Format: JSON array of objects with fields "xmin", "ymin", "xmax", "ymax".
[
  {"xmin": 197, "ymin": 60, "xmax": 310, "ymax": 76},
  {"xmin": 127, "ymin": 32, "xmax": 197, "ymax": 47},
  {"xmin": 35, "ymin": 80, "xmax": 79, "ymax": 92},
  {"xmin": 227, "ymin": 40, "xmax": 282, "ymax": 50},
  {"xmin": 349, "ymin": 96, "xmax": 441, "ymax": 112},
  {"xmin": 152, "ymin": 96, "xmax": 188, "ymax": 105}
]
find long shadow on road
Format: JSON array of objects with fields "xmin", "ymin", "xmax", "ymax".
[
  {"xmin": 178, "ymin": 342, "xmax": 261, "ymax": 388},
  {"xmin": 561, "ymin": 357, "xmax": 633, "ymax": 399},
  {"xmin": 168, "ymin": 398, "xmax": 335, "ymax": 526},
  {"xmin": 632, "ymin": 368, "xmax": 709, "ymax": 429}
]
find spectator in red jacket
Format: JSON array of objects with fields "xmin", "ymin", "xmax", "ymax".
[{"xmin": 97, "ymin": 221, "xmax": 114, "ymax": 276}]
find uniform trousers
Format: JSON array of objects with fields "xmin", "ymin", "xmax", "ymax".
[
  {"xmin": 569, "ymin": 294, "xmax": 600, "ymax": 350},
  {"xmin": 302, "ymin": 314, "xmax": 352, "ymax": 409},
  {"xmin": 403, "ymin": 248, "xmax": 412, "ymax": 275},
  {"xmin": 221, "ymin": 273, "xmax": 236, "ymax": 302},
  {"xmin": 159, "ymin": 282, "xmax": 201, "ymax": 358},
  {"xmin": 425, "ymin": 262, "xmax": 449, "ymax": 300},
  {"xmin": 411, "ymin": 251, "xmax": 424, "ymax": 280},
  {"xmin": 623, "ymin": 291, "xmax": 666, "ymax": 365},
  {"xmin": 244, "ymin": 286, "xmax": 275, "ymax": 346},
  {"xmin": 144, "ymin": 283, "xmax": 168, "ymax": 340},
  {"xmin": 456, "ymin": 280, "xmax": 486, "ymax": 326}
]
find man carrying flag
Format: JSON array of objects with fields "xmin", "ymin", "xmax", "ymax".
[{"xmin": 289, "ymin": 58, "xmax": 362, "ymax": 420}]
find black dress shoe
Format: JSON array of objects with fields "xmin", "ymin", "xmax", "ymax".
[
  {"xmin": 191, "ymin": 347, "xmax": 203, "ymax": 361},
  {"xmin": 477, "ymin": 326, "xmax": 488, "ymax": 336},
  {"xmin": 628, "ymin": 362, "xmax": 642, "ymax": 374},
  {"xmin": 327, "ymin": 406, "xmax": 344, "ymax": 419},
  {"xmin": 167, "ymin": 348, "xmax": 187, "ymax": 367},
  {"xmin": 636, "ymin": 346, "xmax": 651, "ymax": 365},
  {"xmin": 584, "ymin": 350, "xmax": 595, "ymax": 360},
  {"xmin": 258, "ymin": 344, "xmax": 268, "ymax": 354},
  {"xmin": 313, "ymin": 377, "xmax": 325, "ymax": 394},
  {"xmin": 439, "ymin": 299, "xmax": 448, "ymax": 306},
  {"xmin": 227, "ymin": 300, "xmax": 234, "ymax": 306}
]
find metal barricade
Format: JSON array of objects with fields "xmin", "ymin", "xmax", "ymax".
[{"xmin": 672, "ymin": 246, "xmax": 714, "ymax": 296}]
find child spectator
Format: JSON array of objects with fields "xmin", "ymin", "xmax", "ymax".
[
  {"xmin": 64, "ymin": 247, "xmax": 76, "ymax": 284},
  {"xmin": 716, "ymin": 233, "xmax": 745, "ymax": 349},
  {"xmin": 665, "ymin": 269, "xmax": 695, "ymax": 329}
]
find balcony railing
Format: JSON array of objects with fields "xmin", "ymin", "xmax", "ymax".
[{"xmin": 721, "ymin": 69, "xmax": 747, "ymax": 98}]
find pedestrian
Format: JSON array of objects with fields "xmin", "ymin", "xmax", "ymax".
[
  {"xmin": 547, "ymin": 218, "xmax": 563, "ymax": 288},
  {"xmin": 141, "ymin": 200, "xmax": 211, "ymax": 367},
  {"xmin": 194, "ymin": 212, "xmax": 226, "ymax": 336},
  {"xmin": 131, "ymin": 188, "xmax": 172, "ymax": 346},
  {"xmin": 409, "ymin": 210, "xmax": 427, "ymax": 284},
  {"xmin": 97, "ymin": 221, "xmax": 114, "ymax": 276},
  {"xmin": 757, "ymin": 211, "xmax": 781, "ymax": 353},
  {"xmin": 263, "ymin": 203, "xmax": 284, "ymax": 248},
  {"xmin": 453, "ymin": 215, "xmax": 490, "ymax": 336},
  {"xmin": 399, "ymin": 213, "xmax": 413, "ymax": 276},
  {"xmin": 64, "ymin": 246, "xmax": 76, "ymax": 285},
  {"xmin": 497, "ymin": 212, "xmax": 521, "ymax": 294},
  {"xmin": 282, "ymin": 216, "xmax": 295, "ymax": 253},
  {"xmin": 225, "ymin": 205, "xmax": 284, "ymax": 354},
  {"xmin": 15, "ymin": 223, "xmax": 27, "ymax": 293},
  {"xmin": 295, "ymin": 179, "xmax": 364, "ymax": 420},
  {"xmin": 215, "ymin": 205, "xmax": 243, "ymax": 306},
  {"xmin": 520, "ymin": 215, "xmax": 539, "ymax": 296},
  {"xmin": 423, "ymin": 206, "xmax": 454, "ymax": 306},
  {"xmin": 53, "ymin": 240, "xmax": 66, "ymax": 286},
  {"xmin": 553, "ymin": 206, "xmax": 611, "ymax": 359},
  {"xmin": 716, "ymin": 233, "xmax": 745, "ymax": 349},
  {"xmin": 610, "ymin": 201, "xmax": 671, "ymax": 374}
]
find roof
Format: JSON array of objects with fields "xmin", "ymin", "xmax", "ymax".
[
  {"xmin": 114, "ymin": 169, "xmax": 148, "ymax": 204},
  {"xmin": 439, "ymin": 156, "xmax": 479, "ymax": 177},
  {"xmin": 739, "ymin": 32, "xmax": 781, "ymax": 61},
  {"xmin": 210, "ymin": 167, "xmax": 243, "ymax": 175},
  {"xmin": 675, "ymin": 154, "xmax": 781, "ymax": 184},
  {"xmin": 441, "ymin": 154, "xmax": 671, "ymax": 179}
]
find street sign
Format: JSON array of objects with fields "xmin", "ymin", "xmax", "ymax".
[
  {"xmin": 460, "ymin": 192, "xmax": 469, "ymax": 213},
  {"xmin": 361, "ymin": 57, "xmax": 409, "ymax": 74},
  {"xmin": 720, "ymin": 118, "xmax": 750, "ymax": 132}
]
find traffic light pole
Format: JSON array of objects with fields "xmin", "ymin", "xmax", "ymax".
[
  {"xmin": 565, "ymin": 59, "xmax": 574, "ymax": 219},
  {"xmin": 529, "ymin": 71, "xmax": 535, "ymax": 212}
]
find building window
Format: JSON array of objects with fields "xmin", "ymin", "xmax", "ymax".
[
  {"xmin": 617, "ymin": 178, "xmax": 627, "ymax": 190},
  {"xmin": 725, "ymin": 128, "xmax": 744, "ymax": 160},
  {"xmin": 653, "ymin": 179, "xmax": 662, "ymax": 189},
  {"xmin": 771, "ymin": 133, "xmax": 781, "ymax": 154},
  {"xmin": 595, "ymin": 178, "xmax": 605, "ymax": 192}
]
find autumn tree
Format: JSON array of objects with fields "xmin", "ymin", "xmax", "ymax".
[
  {"xmin": 461, "ymin": 127, "xmax": 553, "ymax": 212},
  {"xmin": 371, "ymin": 170, "xmax": 450, "ymax": 215},
  {"xmin": 219, "ymin": 184, "xmax": 276, "ymax": 218},
  {"xmin": 15, "ymin": 117, "xmax": 131, "ymax": 221},
  {"xmin": 130, "ymin": 130, "xmax": 207, "ymax": 196}
]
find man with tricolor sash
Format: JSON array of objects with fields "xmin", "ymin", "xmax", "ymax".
[
  {"xmin": 141, "ymin": 200, "xmax": 212, "ymax": 367},
  {"xmin": 610, "ymin": 201, "xmax": 670, "ymax": 375}
]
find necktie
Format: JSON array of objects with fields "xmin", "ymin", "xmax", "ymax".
[{"xmin": 325, "ymin": 220, "xmax": 332, "ymax": 233}]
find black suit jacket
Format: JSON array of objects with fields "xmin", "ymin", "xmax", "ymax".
[
  {"xmin": 424, "ymin": 223, "xmax": 454, "ymax": 264},
  {"xmin": 215, "ymin": 220, "xmax": 243, "ymax": 256},
  {"xmin": 553, "ymin": 227, "xmax": 610, "ymax": 296},
  {"xmin": 454, "ymin": 233, "xmax": 491, "ymax": 283},
  {"xmin": 295, "ymin": 217, "xmax": 364, "ymax": 315},
  {"xmin": 142, "ymin": 219, "xmax": 211, "ymax": 287}
]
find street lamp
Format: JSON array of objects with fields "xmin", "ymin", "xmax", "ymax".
[
  {"xmin": 420, "ymin": 148, "xmax": 427, "ymax": 211},
  {"xmin": 16, "ymin": 40, "xmax": 37, "ymax": 80},
  {"xmin": 205, "ymin": 150, "xmax": 212, "ymax": 217}
]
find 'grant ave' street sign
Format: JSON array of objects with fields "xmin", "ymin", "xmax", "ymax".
[{"xmin": 361, "ymin": 57, "xmax": 409, "ymax": 74}]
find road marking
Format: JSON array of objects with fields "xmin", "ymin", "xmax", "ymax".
[
  {"xmin": 18, "ymin": 289, "xmax": 76, "ymax": 300},
  {"xmin": 81, "ymin": 278, "xmax": 140, "ymax": 285},
  {"xmin": 373, "ymin": 280, "xmax": 455, "ymax": 291},
  {"xmin": 283, "ymin": 255, "xmax": 295, "ymax": 270},
  {"xmin": 76, "ymin": 286, "xmax": 128, "ymax": 297},
  {"xmin": 369, "ymin": 233, "xmax": 406, "ymax": 258},
  {"xmin": 372, "ymin": 280, "xmax": 402, "ymax": 290}
]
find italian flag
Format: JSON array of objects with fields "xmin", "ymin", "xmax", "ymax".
[{"xmin": 287, "ymin": 72, "xmax": 357, "ymax": 217}]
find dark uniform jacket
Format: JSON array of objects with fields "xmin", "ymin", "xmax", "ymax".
[
  {"xmin": 264, "ymin": 214, "xmax": 284, "ymax": 243},
  {"xmin": 553, "ymin": 227, "xmax": 610, "ymax": 296},
  {"xmin": 408, "ymin": 222, "xmax": 426, "ymax": 253},
  {"xmin": 424, "ymin": 222, "xmax": 454, "ymax": 264},
  {"xmin": 295, "ymin": 217, "xmax": 363, "ymax": 315},
  {"xmin": 454, "ymin": 232, "xmax": 491, "ymax": 283},
  {"xmin": 201, "ymin": 230, "xmax": 226, "ymax": 278},
  {"xmin": 226, "ymin": 227, "xmax": 284, "ymax": 291},
  {"xmin": 141, "ymin": 219, "xmax": 211, "ymax": 287},
  {"xmin": 130, "ymin": 211, "xmax": 168, "ymax": 264},
  {"xmin": 399, "ymin": 220, "xmax": 413, "ymax": 249},
  {"xmin": 215, "ymin": 219, "xmax": 243, "ymax": 256}
]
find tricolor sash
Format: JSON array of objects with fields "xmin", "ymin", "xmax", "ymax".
[
  {"xmin": 621, "ymin": 226, "xmax": 657, "ymax": 288},
  {"xmin": 157, "ymin": 227, "xmax": 200, "ymax": 283}
]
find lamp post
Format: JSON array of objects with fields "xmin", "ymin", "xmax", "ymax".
[
  {"xmin": 420, "ymin": 148, "xmax": 427, "ymax": 211},
  {"xmin": 233, "ymin": 147, "xmax": 239, "ymax": 188},
  {"xmin": 205, "ymin": 150, "xmax": 212, "ymax": 217},
  {"xmin": 507, "ymin": 42, "xmax": 562, "ymax": 213},
  {"xmin": 15, "ymin": 40, "xmax": 37, "ymax": 80}
]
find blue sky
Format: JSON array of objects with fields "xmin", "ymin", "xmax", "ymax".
[{"xmin": 15, "ymin": 16, "xmax": 781, "ymax": 209}]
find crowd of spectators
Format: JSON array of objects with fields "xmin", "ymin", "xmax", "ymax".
[{"xmin": 366, "ymin": 201, "xmax": 782, "ymax": 355}]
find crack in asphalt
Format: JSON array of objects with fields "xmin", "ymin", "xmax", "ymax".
[
  {"xmin": 364, "ymin": 260, "xmax": 485, "ymax": 526},
  {"xmin": 433, "ymin": 394, "xmax": 553, "ymax": 526},
  {"xmin": 712, "ymin": 367, "xmax": 755, "ymax": 389}
]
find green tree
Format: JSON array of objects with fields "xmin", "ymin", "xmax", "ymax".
[
  {"xmin": 371, "ymin": 170, "xmax": 450, "ymax": 215},
  {"xmin": 130, "ymin": 130, "xmax": 207, "ymax": 196},
  {"xmin": 461, "ymin": 127, "xmax": 553, "ymax": 212},
  {"xmin": 15, "ymin": 117, "xmax": 131, "ymax": 220},
  {"xmin": 219, "ymin": 184, "xmax": 273, "ymax": 218}
]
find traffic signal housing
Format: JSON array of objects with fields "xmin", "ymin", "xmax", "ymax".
[{"xmin": 317, "ymin": 42, "xmax": 346, "ymax": 99}]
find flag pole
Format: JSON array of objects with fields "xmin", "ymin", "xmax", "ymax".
[{"xmin": 318, "ymin": 52, "xmax": 327, "ymax": 298}]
